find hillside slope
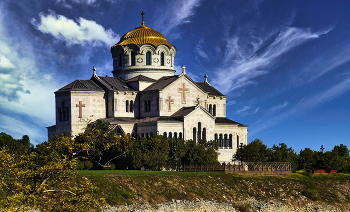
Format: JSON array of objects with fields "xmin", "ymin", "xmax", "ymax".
[{"xmin": 80, "ymin": 171, "xmax": 350, "ymax": 211}]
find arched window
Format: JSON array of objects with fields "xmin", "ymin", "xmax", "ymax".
[
  {"xmin": 148, "ymin": 100, "xmax": 151, "ymax": 112},
  {"xmin": 179, "ymin": 132, "xmax": 182, "ymax": 139},
  {"xmin": 237, "ymin": 135, "xmax": 240, "ymax": 149},
  {"xmin": 141, "ymin": 133, "xmax": 144, "ymax": 138},
  {"xmin": 169, "ymin": 132, "xmax": 172, "ymax": 139},
  {"xmin": 58, "ymin": 107, "xmax": 62, "ymax": 122},
  {"xmin": 202, "ymin": 128, "xmax": 206, "ymax": 140},
  {"xmin": 126, "ymin": 100, "xmax": 129, "ymax": 112},
  {"xmin": 219, "ymin": 134, "xmax": 223, "ymax": 148},
  {"xmin": 131, "ymin": 52, "xmax": 135, "ymax": 66},
  {"xmin": 229, "ymin": 134, "xmax": 233, "ymax": 149},
  {"xmin": 213, "ymin": 104, "xmax": 216, "ymax": 116},
  {"xmin": 198, "ymin": 122, "xmax": 201, "ymax": 140},
  {"xmin": 193, "ymin": 127, "xmax": 197, "ymax": 142},
  {"xmin": 214, "ymin": 133, "xmax": 218, "ymax": 142},
  {"xmin": 224, "ymin": 134, "xmax": 228, "ymax": 148},
  {"xmin": 174, "ymin": 132, "xmax": 177, "ymax": 140},
  {"xmin": 146, "ymin": 133, "xmax": 149, "ymax": 138},
  {"xmin": 65, "ymin": 106, "xmax": 69, "ymax": 121},
  {"xmin": 144, "ymin": 100, "xmax": 147, "ymax": 113},
  {"xmin": 160, "ymin": 52, "xmax": 164, "ymax": 66},
  {"xmin": 130, "ymin": 100, "xmax": 133, "ymax": 112},
  {"xmin": 61, "ymin": 102, "xmax": 66, "ymax": 121},
  {"xmin": 209, "ymin": 104, "xmax": 212, "ymax": 115},
  {"xmin": 119, "ymin": 53, "xmax": 122, "ymax": 67},
  {"xmin": 163, "ymin": 132, "xmax": 167, "ymax": 137},
  {"xmin": 146, "ymin": 52, "xmax": 151, "ymax": 65}
]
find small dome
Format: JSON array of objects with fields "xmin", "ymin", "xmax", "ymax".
[{"xmin": 113, "ymin": 25, "xmax": 173, "ymax": 47}]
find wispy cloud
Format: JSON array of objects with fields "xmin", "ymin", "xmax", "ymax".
[
  {"xmin": 237, "ymin": 106, "xmax": 260, "ymax": 116},
  {"xmin": 195, "ymin": 38, "xmax": 208, "ymax": 60},
  {"xmin": 250, "ymin": 77, "xmax": 350, "ymax": 136},
  {"xmin": 154, "ymin": 0, "xmax": 201, "ymax": 37},
  {"xmin": 31, "ymin": 11, "xmax": 120, "ymax": 47},
  {"xmin": 214, "ymin": 27, "xmax": 331, "ymax": 94},
  {"xmin": 55, "ymin": 0, "xmax": 115, "ymax": 7}
]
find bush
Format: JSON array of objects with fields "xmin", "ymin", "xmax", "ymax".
[
  {"xmin": 302, "ymin": 189, "xmax": 321, "ymax": 201},
  {"xmin": 76, "ymin": 160, "xmax": 93, "ymax": 170}
]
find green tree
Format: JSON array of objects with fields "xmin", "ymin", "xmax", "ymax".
[
  {"xmin": 74, "ymin": 120, "xmax": 126, "ymax": 169},
  {"xmin": 183, "ymin": 139, "xmax": 219, "ymax": 165},
  {"xmin": 0, "ymin": 133, "xmax": 106, "ymax": 211},
  {"xmin": 130, "ymin": 135, "xmax": 170, "ymax": 170},
  {"xmin": 0, "ymin": 132, "xmax": 33, "ymax": 155},
  {"xmin": 298, "ymin": 148, "xmax": 316, "ymax": 170},
  {"xmin": 269, "ymin": 143, "xmax": 298, "ymax": 169},
  {"xmin": 232, "ymin": 138, "xmax": 271, "ymax": 162}
]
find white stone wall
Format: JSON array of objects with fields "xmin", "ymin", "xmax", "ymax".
[
  {"xmin": 157, "ymin": 122, "xmax": 183, "ymax": 138},
  {"xmin": 158, "ymin": 76, "xmax": 208, "ymax": 117},
  {"xmin": 182, "ymin": 108, "xmax": 215, "ymax": 141},
  {"xmin": 205, "ymin": 96, "xmax": 227, "ymax": 117},
  {"xmin": 113, "ymin": 91, "xmax": 137, "ymax": 117},
  {"xmin": 112, "ymin": 44, "xmax": 176, "ymax": 80},
  {"xmin": 70, "ymin": 91, "xmax": 106, "ymax": 137}
]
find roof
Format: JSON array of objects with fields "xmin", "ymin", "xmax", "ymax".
[
  {"xmin": 171, "ymin": 106, "xmax": 196, "ymax": 117},
  {"xmin": 196, "ymin": 82, "xmax": 225, "ymax": 96},
  {"xmin": 57, "ymin": 80, "xmax": 103, "ymax": 92},
  {"xmin": 126, "ymin": 75, "xmax": 157, "ymax": 83},
  {"xmin": 94, "ymin": 76, "xmax": 136, "ymax": 91},
  {"xmin": 138, "ymin": 116, "xmax": 182, "ymax": 123},
  {"xmin": 215, "ymin": 117, "xmax": 247, "ymax": 127},
  {"xmin": 143, "ymin": 76, "xmax": 178, "ymax": 91},
  {"xmin": 112, "ymin": 25, "xmax": 173, "ymax": 47},
  {"xmin": 102, "ymin": 117, "xmax": 138, "ymax": 123}
]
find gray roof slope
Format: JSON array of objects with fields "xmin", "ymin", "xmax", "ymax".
[
  {"xmin": 171, "ymin": 106, "xmax": 196, "ymax": 117},
  {"xmin": 126, "ymin": 75, "xmax": 157, "ymax": 83},
  {"xmin": 143, "ymin": 76, "xmax": 179, "ymax": 91},
  {"xmin": 57, "ymin": 80, "xmax": 103, "ymax": 92},
  {"xmin": 196, "ymin": 82, "xmax": 225, "ymax": 96},
  {"xmin": 94, "ymin": 76, "xmax": 136, "ymax": 91},
  {"xmin": 215, "ymin": 117, "xmax": 247, "ymax": 127}
]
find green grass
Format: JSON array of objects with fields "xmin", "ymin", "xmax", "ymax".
[{"xmin": 78, "ymin": 171, "xmax": 350, "ymax": 208}]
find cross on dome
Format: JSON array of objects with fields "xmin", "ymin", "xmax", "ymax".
[{"xmin": 141, "ymin": 11, "xmax": 145, "ymax": 27}]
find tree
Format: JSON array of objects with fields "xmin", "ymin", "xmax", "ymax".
[
  {"xmin": 0, "ymin": 133, "xmax": 106, "ymax": 211},
  {"xmin": 130, "ymin": 135, "xmax": 170, "ymax": 170},
  {"xmin": 232, "ymin": 138, "xmax": 271, "ymax": 162},
  {"xmin": 298, "ymin": 148, "xmax": 316, "ymax": 170},
  {"xmin": 0, "ymin": 132, "xmax": 33, "ymax": 155},
  {"xmin": 183, "ymin": 139, "xmax": 219, "ymax": 165},
  {"xmin": 74, "ymin": 120, "xmax": 126, "ymax": 169},
  {"xmin": 269, "ymin": 143, "xmax": 298, "ymax": 169}
]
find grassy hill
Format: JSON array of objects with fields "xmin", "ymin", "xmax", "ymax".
[{"xmin": 79, "ymin": 170, "xmax": 350, "ymax": 210}]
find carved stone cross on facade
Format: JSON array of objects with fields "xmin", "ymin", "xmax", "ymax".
[
  {"xmin": 165, "ymin": 96, "xmax": 174, "ymax": 111},
  {"xmin": 178, "ymin": 83, "xmax": 189, "ymax": 103},
  {"xmin": 76, "ymin": 101, "xmax": 85, "ymax": 118}
]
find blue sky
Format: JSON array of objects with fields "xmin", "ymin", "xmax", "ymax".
[{"xmin": 0, "ymin": 0, "xmax": 349, "ymax": 152}]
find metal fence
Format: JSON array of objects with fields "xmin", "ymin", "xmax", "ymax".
[{"xmin": 183, "ymin": 162, "xmax": 291, "ymax": 173}]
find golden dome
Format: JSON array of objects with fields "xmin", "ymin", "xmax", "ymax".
[
  {"xmin": 114, "ymin": 25, "xmax": 173, "ymax": 47},
  {"xmin": 113, "ymin": 11, "xmax": 173, "ymax": 47}
]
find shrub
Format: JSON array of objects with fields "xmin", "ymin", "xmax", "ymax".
[{"xmin": 302, "ymin": 189, "xmax": 321, "ymax": 201}]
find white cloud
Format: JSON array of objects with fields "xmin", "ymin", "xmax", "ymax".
[
  {"xmin": 250, "ymin": 77, "xmax": 350, "ymax": 136},
  {"xmin": 195, "ymin": 39, "xmax": 208, "ymax": 59},
  {"xmin": 0, "ymin": 54, "xmax": 16, "ymax": 70},
  {"xmin": 0, "ymin": 114, "xmax": 45, "ymax": 144},
  {"xmin": 31, "ymin": 11, "xmax": 120, "ymax": 47},
  {"xmin": 154, "ymin": 0, "xmax": 201, "ymax": 36},
  {"xmin": 214, "ymin": 27, "xmax": 331, "ymax": 94},
  {"xmin": 237, "ymin": 106, "xmax": 259, "ymax": 116}
]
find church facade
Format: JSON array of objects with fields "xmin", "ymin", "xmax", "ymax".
[{"xmin": 47, "ymin": 12, "xmax": 248, "ymax": 163}]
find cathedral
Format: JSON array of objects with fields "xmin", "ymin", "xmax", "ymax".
[{"xmin": 47, "ymin": 12, "xmax": 248, "ymax": 163}]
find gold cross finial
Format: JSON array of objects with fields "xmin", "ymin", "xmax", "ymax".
[{"xmin": 141, "ymin": 11, "xmax": 145, "ymax": 26}]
